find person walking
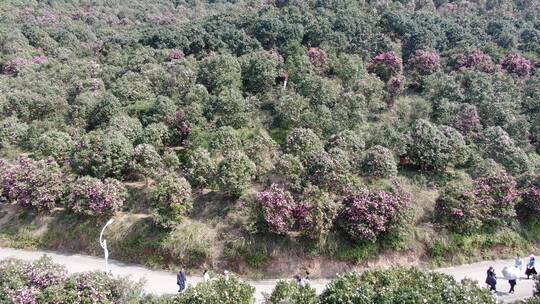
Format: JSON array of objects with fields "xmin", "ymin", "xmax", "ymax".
[
  {"xmin": 294, "ymin": 274, "xmax": 302, "ymax": 286},
  {"xmin": 509, "ymin": 277, "xmax": 517, "ymax": 294},
  {"xmin": 177, "ymin": 269, "xmax": 187, "ymax": 293},
  {"xmin": 203, "ymin": 269, "xmax": 210, "ymax": 283},
  {"xmin": 526, "ymin": 255, "xmax": 537, "ymax": 279},
  {"xmin": 485, "ymin": 266, "xmax": 497, "ymax": 292},
  {"xmin": 502, "ymin": 266, "xmax": 519, "ymax": 294},
  {"xmin": 515, "ymin": 255, "xmax": 523, "ymax": 270},
  {"xmin": 223, "ymin": 270, "xmax": 230, "ymax": 281},
  {"xmin": 303, "ymin": 271, "xmax": 311, "ymax": 286}
]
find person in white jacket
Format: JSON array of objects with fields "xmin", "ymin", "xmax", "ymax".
[
  {"xmin": 203, "ymin": 269, "xmax": 210, "ymax": 283},
  {"xmin": 515, "ymin": 256, "xmax": 523, "ymax": 270}
]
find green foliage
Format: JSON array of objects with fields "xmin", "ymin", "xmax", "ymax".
[
  {"xmin": 264, "ymin": 280, "xmax": 318, "ymax": 304},
  {"xmin": 407, "ymin": 119, "xmax": 468, "ymax": 172},
  {"xmin": 186, "ymin": 148, "xmax": 217, "ymax": 188},
  {"xmin": 32, "ymin": 130, "xmax": 74, "ymax": 163},
  {"xmin": 198, "ymin": 53, "xmax": 242, "ymax": 93},
  {"xmin": 217, "ymin": 151, "xmax": 256, "ymax": 197},
  {"xmin": 361, "ymin": 145, "xmax": 397, "ymax": 178},
  {"xmin": 174, "ymin": 274, "xmax": 255, "ymax": 304},
  {"xmin": 71, "ymin": 130, "xmax": 133, "ymax": 179},
  {"xmin": 241, "ymin": 51, "xmax": 279, "ymax": 94},
  {"xmin": 285, "ymin": 128, "xmax": 324, "ymax": 162},
  {"xmin": 151, "ymin": 174, "xmax": 193, "ymax": 228},
  {"xmin": 130, "ymin": 144, "xmax": 163, "ymax": 182},
  {"xmin": 320, "ymin": 268, "xmax": 496, "ymax": 304}
]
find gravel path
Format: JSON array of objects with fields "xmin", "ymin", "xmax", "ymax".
[{"xmin": 0, "ymin": 247, "xmax": 535, "ymax": 303}]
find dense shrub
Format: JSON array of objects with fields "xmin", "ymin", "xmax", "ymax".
[
  {"xmin": 198, "ymin": 53, "xmax": 242, "ymax": 93},
  {"xmin": 295, "ymin": 186, "xmax": 338, "ymax": 242},
  {"xmin": 285, "ymin": 128, "xmax": 324, "ymax": 162},
  {"xmin": 151, "ymin": 174, "xmax": 192, "ymax": 228},
  {"xmin": 517, "ymin": 174, "xmax": 540, "ymax": 220},
  {"xmin": 217, "ymin": 151, "xmax": 256, "ymax": 197},
  {"xmin": 319, "ymin": 268, "xmax": 495, "ymax": 304},
  {"xmin": 454, "ymin": 49, "xmax": 497, "ymax": 73},
  {"xmin": 407, "ymin": 49, "xmax": 440, "ymax": 75},
  {"xmin": 326, "ymin": 130, "xmax": 365, "ymax": 156},
  {"xmin": 68, "ymin": 176, "xmax": 127, "ymax": 216},
  {"xmin": 339, "ymin": 188, "xmax": 410, "ymax": 242},
  {"xmin": 71, "ymin": 130, "xmax": 133, "ymax": 179},
  {"xmin": 107, "ymin": 115, "xmax": 144, "ymax": 143},
  {"xmin": 435, "ymin": 171, "xmax": 519, "ymax": 233},
  {"xmin": 245, "ymin": 129, "xmax": 278, "ymax": 178},
  {"xmin": 186, "ymin": 148, "xmax": 217, "ymax": 188},
  {"xmin": 361, "ymin": 145, "xmax": 397, "ymax": 178},
  {"xmin": 368, "ymin": 51, "xmax": 403, "ymax": 82},
  {"xmin": 479, "ymin": 126, "xmax": 530, "ymax": 174},
  {"xmin": 129, "ymin": 144, "xmax": 162, "ymax": 182},
  {"xmin": 1, "ymin": 157, "xmax": 68, "ymax": 211},
  {"xmin": 275, "ymin": 154, "xmax": 305, "ymax": 190},
  {"xmin": 501, "ymin": 53, "xmax": 534, "ymax": 77},
  {"xmin": 407, "ymin": 119, "xmax": 467, "ymax": 171},
  {"xmin": 0, "ymin": 256, "xmax": 144, "ymax": 304},
  {"xmin": 32, "ymin": 130, "xmax": 74, "ymax": 163},
  {"xmin": 174, "ymin": 274, "xmax": 254, "ymax": 304},
  {"xmin": 258, "ymin": 184, "xmax": 296, "ymax": 235},
  {"xmin": 264, "ymin": 280, "xmax": 318, "ymax": 304},
  {"xmin": 241, "ymin": 51, "xmax": 279, "ymax": 94},
  {"xmin": 0, "ymin": 117, "xmax": 28, "ymax": 148}
]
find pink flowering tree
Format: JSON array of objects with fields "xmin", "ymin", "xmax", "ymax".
[
  {"xmin": 294, "ymin": 186, "xmax": 338, "ymax": 243},
  {"xmin": 368, "ymin": 51, "xmax": 403, "ymax": 82},
  {"xmin": 455, "ymin": 49, "xmax": 497, "ymax": 73},
  {"xmin": 257, "ymin": 184, "xmax": 296, "ymax": 235},
  {"xmin": 307, "ymin": 47, "xmax": 329, "ymax": 73},
  {"xmin": 386, "ymin": 75, "xmax": 405, "ymax": 107},
  {"xmin": 407, "ymin": 50, "xmax": 440, "ymax": 75},
  {"xmin": 167, "ymin": 49, "xmax": 185, "ymax": 61},
  {"xmin": 436, "ymin": 171, "xmax": 519, "ymax": 233},
  {"xmin": 451, "ymin": 104, "xmax": 481, "ymax": 135},
  {"xmin": 1, "ymin": 56, "xmax": 47, "ymax": 75},
  {"xmin": 167, "ymin": 110, "xmax": 192, "ymax": 146},
  {"xmin": 339, "ymin": 188, "xmax": 410, "ymax": 242},
  {"xmin": 68, "ymin": 176, "xmax": 127, "ymax": 216},
  {"xmin": 1, "ymin": 157, "xmax": 69, "ymax": 212},
  {"xmin": 501, "ymin": 53, "xmax": 534, "ymax": 77}
]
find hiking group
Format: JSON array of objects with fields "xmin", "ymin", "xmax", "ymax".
[{"xmin": 485, "ymin": 255, "xmax": 537, "ymax": 294}]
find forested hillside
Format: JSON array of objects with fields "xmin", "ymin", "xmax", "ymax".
[{"xmin": 1, "ymin": 0, "xmax": 540, "ymax": 275}]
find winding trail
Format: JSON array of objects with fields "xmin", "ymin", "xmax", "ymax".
[{"xmin": 0, "ymin": 247, "xmax": 535, "ymax": 303}]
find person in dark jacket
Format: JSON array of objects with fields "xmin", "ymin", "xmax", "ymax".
[
  {"xmin": 177, "ymin": 269, "xmax": 187, "ymax": 293},
  {"xmin": 526, "ymin": 255, "xmax": 537, "ymax": 279},
  {"xmin": 485, "ymin": 267, "xmax": 497, "ymax": 292}
]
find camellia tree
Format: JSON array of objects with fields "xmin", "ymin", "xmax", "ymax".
[
  {"xmin": 361, "ymin": 145, "xmax": 397, "ymax": 178},
  {"xmin": 257, "ymin": 184, "xmax": 297, "ymax": 235},
  {"xmin": 71, "ymin": 130, "xmax": 133, "ymax": 179},
  {"xmin": 217, "ymin": 151, "xmax": 256, "ymax": 197},
  {"xmin": 129, "ymin": 144, "xmax": 163, "ymax": 184},
  {"xmin": 368, "ymin": 51, "xmax": 403, "ymax": 82},
  {"xmin": 68, "ymin": 176, "xmax": 127, "ymax": 216},
  {"xmin": 1, "ymin": 157, "xmax": 69, "ymax": 212},
  {"xmin": 435, "ymin": 171, "xmax": 519, "ymax": 233},
  {"xmin": 339, "ymin": 187, "xmax": 410, "ymax": 242},
  {"xmin": 151, "ymin": 174, "xmax": 192, "ymax": 228},
  {"xmin": 319, "ymin": 268, "xmax": 495, "ymax": 304},
  {"xmin": 407, "ymin": 119, "xmax": 468, "ymax": 172}
]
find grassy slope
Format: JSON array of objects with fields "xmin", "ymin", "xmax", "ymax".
[{"xmin": 1, "ymin": 169, "xmax": 538, "ymax": 279}]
